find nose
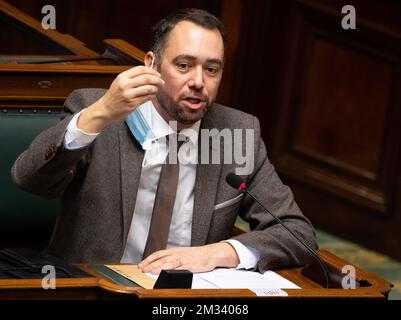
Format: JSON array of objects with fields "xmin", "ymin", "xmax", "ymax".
[{"xmin": 188, "ymin": 66, "xmax": 204, "ymax": 90}]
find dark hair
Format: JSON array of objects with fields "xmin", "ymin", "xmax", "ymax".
[{"xmin": 150, "ymin": 8, "xmax": 227, "ymax": 63}]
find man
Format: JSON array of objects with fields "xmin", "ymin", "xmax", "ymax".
[{"xmin": 11, "ymin": 8, "xmax": 316, "ymax": 274}]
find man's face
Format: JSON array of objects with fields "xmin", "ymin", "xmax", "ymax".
[{"xmin": 154, "ymin": 21, "xmax": 224, "ymax": 127}]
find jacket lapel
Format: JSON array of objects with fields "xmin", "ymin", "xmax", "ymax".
[
  {"xmin": 118, "ymin": 123, "xmax": 144, "ymax": 249},
  {"xmin": 191, "ymin": 111, "xmax": 223, "ymax": 246}
]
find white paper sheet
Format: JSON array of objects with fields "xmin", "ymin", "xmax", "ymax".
[
  {"xmin": 194, "ymin": 268, "xmax": 300, "ymax": 289},
  {"xmin": 147, "ymin": 268, "xmax": 300, "ymax": 290}
]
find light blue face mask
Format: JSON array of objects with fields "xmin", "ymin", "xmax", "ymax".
[{"xmin": 125, "ymin": 104, "xmax": 155, "ymax": 147}]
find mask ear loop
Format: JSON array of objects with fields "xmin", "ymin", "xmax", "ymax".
[{"xmin": 150, "ymin": 56, "xmax": 155, "ymax": 69}]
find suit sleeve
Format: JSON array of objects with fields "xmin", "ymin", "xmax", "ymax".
[
  {"xmin": 231, "ymin": 116, "xmax": 318, "ymax": 272},
  {"xmin": 11, "ymin": 89, "xmax": 105, "ymax": 199}
]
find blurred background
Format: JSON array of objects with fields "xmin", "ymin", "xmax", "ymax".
[{"xmin": 1, "ymin": 0, "xmax": 400, "ymax": 298}]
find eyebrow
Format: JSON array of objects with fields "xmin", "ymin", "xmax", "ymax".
[{"xmin": 172, "ymin": 55, "xmax": 223, "ymax": 66}]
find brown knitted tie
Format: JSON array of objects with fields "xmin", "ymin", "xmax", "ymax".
[{"xmin": 142, "ymin": 135, "xmax": 185, "ymax": 259}]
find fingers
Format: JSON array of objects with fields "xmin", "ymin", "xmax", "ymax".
[
  {"xmin": 151, "ymin": 258, "xmax": 182, "ymax": 275},
  {"xmin": 131, "ymin": 94, "xmax": 156, "ymax": 109},
  {"xmin": 88, "ymin": 65, "xmax": 164, "ymax": 126},
  {"xmin": 124, "ymin": 75, "xmax": 164, "ymax": 91},
  {"xmin": 138, "ymin": 250, "xmax": 167, "ymax": 273},
  {"xmin": 125, "ymin": 85, "xmax": 159, "ymax": 99},
  {"xmin": 121, "ymin": 65, "xmax": 162, "ymax": 80},
  {"xmin": 116, "ymin": 69, "xmax": 164, "ymax": 103},
  {"xmin": 137, "ymin": 247, "xmax": 214, "ymax": 275},
  {"xmin": 139, "ymin": 252, "xmax": 182, "ymax": 275},
  {"xmin": 139, "ymin": 250, "xmax": 165, "ymax": 267}
]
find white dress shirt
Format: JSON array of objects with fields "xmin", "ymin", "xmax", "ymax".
[{"xmin": 64, "ymin": 101, "xmax": 259, "ymax": 269}]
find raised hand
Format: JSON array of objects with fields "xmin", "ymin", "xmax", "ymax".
[{"xmin": 77, "ymin": 66, "xmax": 164, "ymax": 133}]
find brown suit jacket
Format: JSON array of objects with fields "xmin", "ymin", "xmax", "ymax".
[{"xmin": 11, "ymin": 89, "xmax": 317, "ymax": 272}]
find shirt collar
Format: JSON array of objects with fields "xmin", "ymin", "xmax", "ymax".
[{"xmin": 137, "ymin": 101, "xmax": 201, "ymax": 150}]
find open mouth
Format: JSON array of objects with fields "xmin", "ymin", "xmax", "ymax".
[
  {"xmin": 185, "ymin": 97, "xmax": 203, "ymax": 104},
  {"xmin": 182, "ymin": 97, "xmax": 206, "ymax": 109}
]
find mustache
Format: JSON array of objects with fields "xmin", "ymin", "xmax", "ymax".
[{"xmin": 180, "ymin": 92, "xmax": 208, "ymax": 101}]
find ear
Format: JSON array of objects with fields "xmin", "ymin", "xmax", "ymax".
[{"xmin": 144, "ymin": 51, "xmax": 154, "ymax": 68}]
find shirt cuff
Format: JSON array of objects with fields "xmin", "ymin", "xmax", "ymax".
[
  {"xmin": 64, "ymin": 110, "xmax": 99, "ymax": 150},
  {"xmin": 224, "ymin": 239, "xmax": 260, "ymax": 270}
]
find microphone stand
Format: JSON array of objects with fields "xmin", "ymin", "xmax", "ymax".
[{"xmin": 241, "ymin": 186, "xmax": 332, "ymax": 288}]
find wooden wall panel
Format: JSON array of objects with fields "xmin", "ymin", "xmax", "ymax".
[
  {"xmin": 270, "ymin": 0, "xmax": 401, "ymax": 260},
  {"xmin": 295, "ymin": 38, "xmax": 391, "ymax": 179}
]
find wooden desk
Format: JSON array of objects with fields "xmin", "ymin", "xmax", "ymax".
[{"xmin": 0, "ymin": 251, "xmax": 392, "ymax": 300}]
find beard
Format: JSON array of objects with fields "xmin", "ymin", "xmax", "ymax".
[{"xmin": 156, "ymin": 89, "xmax": 212, "ymax": 125}]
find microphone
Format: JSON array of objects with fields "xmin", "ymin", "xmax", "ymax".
[{"xmin": 226, "ymin": 172, "xmax": 331, "ymax": 288}]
